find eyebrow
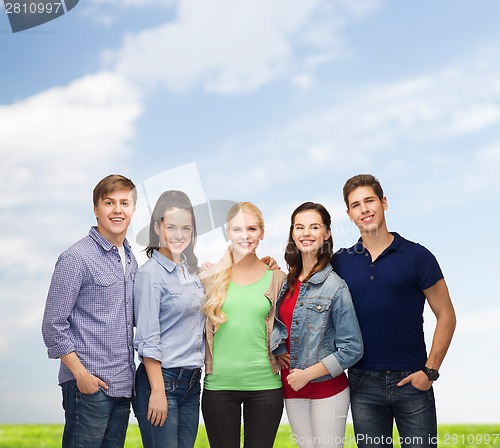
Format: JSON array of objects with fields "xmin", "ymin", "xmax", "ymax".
[
  {"xmin": 349, "ymin": 195, "xmax": 377, "ymax": 207},
  {"xmin": 294, "ymin": 222, "xmax": 323, "ymax": 226}
]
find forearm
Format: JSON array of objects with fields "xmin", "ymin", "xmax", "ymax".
[
  {"xmin": 60, "ymin": 352, "xmax": 88, "ymax": 380},
  {"xmin": 424, "ymin": 279, "xmax": 457, "ymax": 370},
  {"xmin": 426, "ymin": 312, "xmax": 456, "ymax": 369},
  {"xmin": 143, "ymin": 357, "xmax": 165, "ymax": 392},
  {"xmin": 303, "ymin": 362, "xmax": 329, "ymax": 381}
]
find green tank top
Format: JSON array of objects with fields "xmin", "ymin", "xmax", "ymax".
[{"xmin": 204, "ymin": 269, "xmax": 281, "ymax": 391}]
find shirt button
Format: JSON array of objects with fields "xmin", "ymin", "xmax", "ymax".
[
  {"xmin": 365, "ymin": 253, "xmax": 369, "ymax": 257},
  {"xmin": 293, "ymin": 356, "xmax": 298, "ymax": 361},
  {"xmin": 370, "ymin": 276, "xmax": 374, "ymax": 280},
  {"xmin": 294, "ymin": 320, "xmax": 300, "ymax": 325},
  {"xmin": 294, "ymin": 338, "xmax": 298, "ymax": 344},
  {"xmin": 299, "ymin": 301, "xmax": 304, "ymax": 306}
]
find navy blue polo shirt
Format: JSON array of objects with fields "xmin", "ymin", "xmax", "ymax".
[{"xmin": 332, "ymin": 232, "xmax": 443, "ymax": 371}]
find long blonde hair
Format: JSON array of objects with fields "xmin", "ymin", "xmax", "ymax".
[{"xmin": 202, "ymin": 202, "xmax": 265, "ymax": 326}]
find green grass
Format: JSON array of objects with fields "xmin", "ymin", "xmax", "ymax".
[{"xmin": 0, "ymin": 424, "xmax": 499, "ymax": 447}]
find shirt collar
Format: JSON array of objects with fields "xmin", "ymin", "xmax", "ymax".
[
  {"xmin": 350, "ymin": 232, "xmax": 405, "ymax": 257},
  {"xmin": 151, "ymin": 249, "xmax": 188, "ymax": 273},
  {"xmin": 307, "ymin": 264, "xmax": 334, "ymax": 285},
  {"xmin": 89, "ymin": 226, "xmax": 131, "ymax": 253}
]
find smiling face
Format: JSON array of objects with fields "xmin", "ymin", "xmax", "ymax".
[
  {"xmin": 94, "ymin": 188, "xmax": 135, "ymax": 246},
  {"xmin": 155, "ymin": 207, "xmax": 193, "ymax": 263},
  {"xmin": 346, "ymin": 185, "xmax": 388, "ymax": 235},
  {"xmin": 226, "ymin": 210, "xmax": 264, "ymax": 261},
  {"xmin": 292, "ymin": 209, "xmax": 331, "ymax": 259}
]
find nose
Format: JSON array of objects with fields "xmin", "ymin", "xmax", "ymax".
[
  {"xmin": 113, "ymin": 203, "xmax": 123, "ymax": 214},
  {"xmin": 359, "ymin": 203, "xmax": 369, "ymax": 214}
]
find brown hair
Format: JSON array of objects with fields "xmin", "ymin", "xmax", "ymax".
[
  {"xmin": 285, "ymin": 202, "xmax": 333, "ymax": 295},
  {"xmin": 343, "ymin": 174, "xmax": 383, "ymax": 208},
  {"xmin": 145, "ymin": 190, "xmax": 199, "ymax": 272},
  {"xmin": 93, "ymin": 174, "xmax": 137, "ymax": 207}
]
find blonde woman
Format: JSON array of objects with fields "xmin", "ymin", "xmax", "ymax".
[{"xmin": 201, "ymin": 202, "xmax": 285, "ymax": 448}]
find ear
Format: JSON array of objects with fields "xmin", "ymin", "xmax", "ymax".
[
  {"xmin": 154, "ymin": 221, "xmax": 160, "ymax": 236},
  {"xmin": 94, "ymin": 206, "xmax": 98, "ymax": 220},
  {"xmin": 325, "ymin": 228, "xmax": 332, "ymax": 240},
  {"xmin": 382, "ymin": 196, "xmax": 388, "ymax": 211},
  {"xmin": 346, "ymin": 208, "xmax": 354, "ymax": 222},
  {"xmin": 260, "ymin": 228, "xmax": 265, "ymax": 241}
]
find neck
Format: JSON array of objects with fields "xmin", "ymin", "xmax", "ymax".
[
  {"xmin": 159, "ymin": 247, "xmax": 182, "ymax": 264},
  {"xmin": 360, "ymin": 227, "xmax": 393, "ymax": 260},
  {"xmin": 300, "ymin": 253, "xmax": 318, "ymax": 281},
  {"xmin": 96, "ymin": 226, "xmax": 125, "ymax": 247},
  {"xmin": 232, "ymin": 252, "xmax": 259, "ymax": 268}
]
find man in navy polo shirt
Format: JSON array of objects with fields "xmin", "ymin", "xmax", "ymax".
[{"xmin": 332, "ymin": 174, "xmax": 456, "ymax": 448}]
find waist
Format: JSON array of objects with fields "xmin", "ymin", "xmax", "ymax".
[
  {"xmin": 138, "ymin": 363, "xmax": 202, "ymax": 383},
  {"xmin": 349, "ymin": 368, "xmax": 418, "ymax": 379}
]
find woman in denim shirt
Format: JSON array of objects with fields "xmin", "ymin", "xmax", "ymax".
[
  {"xmin": 272, "ymin": 202, "xmax": 363, "ymax": 448},
  {"xmin": 133, "ymin": 190, "xmax": 205, "ymax": 448}
]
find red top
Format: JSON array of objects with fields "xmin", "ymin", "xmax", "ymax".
[{"xmin": 278, "ymin": 280, "xmax": 349, "ymax": 399}]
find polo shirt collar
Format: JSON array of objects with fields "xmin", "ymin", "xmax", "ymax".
[{"xmin": 351, "ymin": 232, "xmax": 406, "ymax": 257}]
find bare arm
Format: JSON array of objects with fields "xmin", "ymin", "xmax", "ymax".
[
  {"xmin": 142, "ymin": 357, "xmax": 168, "ymax": 427},
  {"xmin": 398, "ymin": 278, "xmax": 456, "ymax": 389},
  {"xmin": 60, "ymin": 352, "xmax": 108, "ymax": 394},
  {"xmin": 286, "ymin": 362, "xmax": 330, "ymax": 392}
]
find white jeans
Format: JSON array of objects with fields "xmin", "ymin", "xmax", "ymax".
[{"xmin": 286, "ymin": 388, "xmax": 350, "ymax": 448}]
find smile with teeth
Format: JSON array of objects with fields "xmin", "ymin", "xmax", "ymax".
[
  {"xmin": 300, "ymin": 239, "xmax": 315, "ymax": 245},
  {"xmin": 170, "ymin": 241, "xmax": 185, "ymax": 247}
]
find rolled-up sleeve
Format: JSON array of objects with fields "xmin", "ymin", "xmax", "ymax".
[
  {"xmin": 322, "ymin": 284, "xmax": 364, "ymax": 376},
  {"xmin": 42, "ymin": 253, "xmax": 82, "ymax": 359},
  {"xmin": 133, "ymin": 269, "xmax": 162, "ymax": 362}
]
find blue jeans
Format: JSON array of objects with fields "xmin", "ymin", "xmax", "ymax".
[
  {"xmin": 61, "ymin": 380, "xmax": 131, "ymax": 448},
  {"xmin": 349, "ymin": 369, "xmax": 437, "ymax": 448},
  {"xmin": 132, "ymin": 363, "xmax": 201, "ymax": 448}
]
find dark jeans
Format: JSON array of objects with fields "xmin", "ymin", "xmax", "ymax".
[
  {"xmin": 349, "ymin": 369, "xmax": 437, "ymax": 448},
  {"xmin": 201, "ymin": 388, "xmax": 283, "ymax": 448},
  {"xmin": 132, "ymin": 363, "xmax": 201, "ymax": 448},
  {"xmin": 61, "ymin": 380, "xmax": 131, "ymax": 448}
]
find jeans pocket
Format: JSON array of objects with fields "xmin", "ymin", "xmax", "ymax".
[
  {"xmin": 164, "ymin": 379, "xmax": 177, "ymax": 394},
  {"xmin": 79, "ymin": 387, "xmax": 104, "ymax": 399},
  {"xmin": 347, "ymin": 369, "xmax": 364, "ymax": 391}
]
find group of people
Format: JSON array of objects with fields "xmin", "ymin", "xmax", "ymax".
[{"xmin": 42, "ymin": 173, "xmax": 456, "ymax": 448}]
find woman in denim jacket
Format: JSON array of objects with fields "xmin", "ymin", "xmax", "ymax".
[{"xmin": 272, "ymin": 202, "xmax": 363, "ymax": 448}]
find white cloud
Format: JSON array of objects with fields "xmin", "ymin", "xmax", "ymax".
[
  {"xmin": 109, "ymin": 0, "xmax": 381, "ymax": 94},
  {"xmin": 0, "ymin": 71, "xmax": 142, "ymax": 208},
  {"xmin": 198, "ymin": 45, "xmax": 500, "ymax": 206},
  {"xmin": 0, "ymin": 71, "xmax": 143, "ymax": 347}
]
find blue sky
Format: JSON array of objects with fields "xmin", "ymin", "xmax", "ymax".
[{"xmin": 1, "ymin": 0, "xmax": 499, "ymax": 424}]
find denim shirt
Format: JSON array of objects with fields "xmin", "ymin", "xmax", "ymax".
[
  {"xmin": 134, "ymin": 250, "xmax": 205, "ymax": 370},
  {"xmin": 271, "ymin": 264, "xmax": 363, "ymax": 382}
]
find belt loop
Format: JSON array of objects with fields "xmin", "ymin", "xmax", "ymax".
[{"xmin": 177, "ymin": 368, "xmax": 185, "ymax": 381}]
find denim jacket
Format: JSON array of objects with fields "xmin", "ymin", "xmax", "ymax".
[{"xmin": 271, "ymin": 264, "xmax": 363, "ymax": 382}]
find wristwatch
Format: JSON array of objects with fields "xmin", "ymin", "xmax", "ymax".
[{"xmin": 422, "ymin": 366, "xmax": 440, "ymax": 381}]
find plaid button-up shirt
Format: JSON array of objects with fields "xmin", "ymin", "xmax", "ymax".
[{"xmin": 42, "ymin": 227, "xmax": 137, "ymax": 398}]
